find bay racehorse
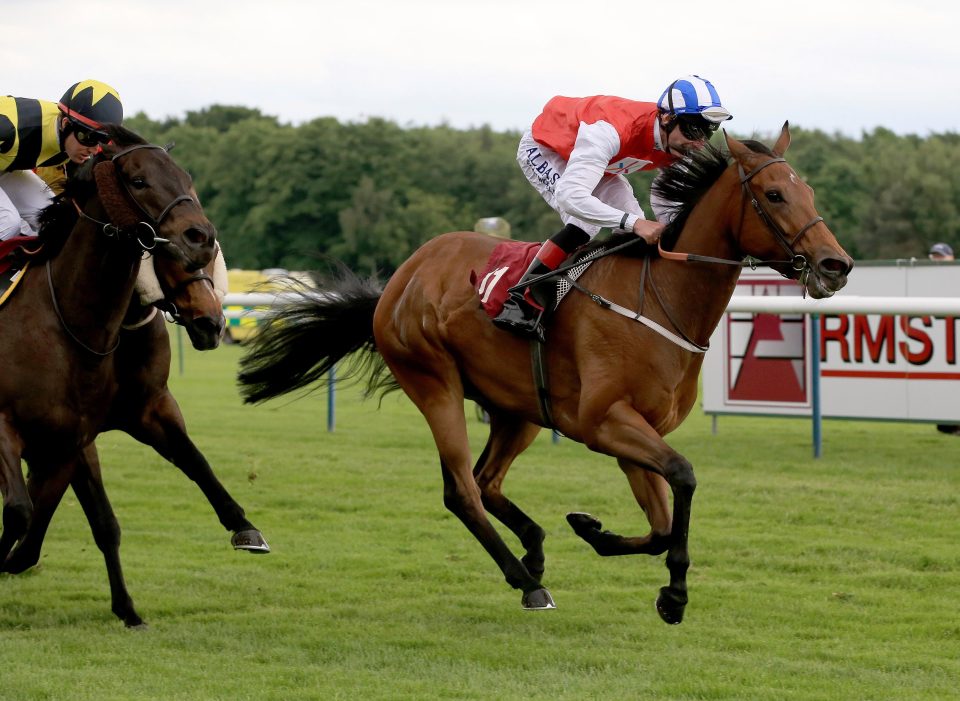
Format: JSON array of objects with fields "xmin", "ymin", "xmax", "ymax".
[
  {"xmin": 0, "ymin": 126, "xmax": 243, "ymax": 626},
  {"xmin": 2, "ymin": 250, "xmax": 269, "ymax": 627},
  {"xmin": 237, "ymin": 125, "xmax": 852, "ymax": 624}
]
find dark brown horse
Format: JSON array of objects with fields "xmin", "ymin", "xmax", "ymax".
[
  {"xmin": 238, "ymin": 125, "xmax": 853, "ymax": 624},
  {"xmin": 2, "ymin": 250, "xmax": 269, "ymax": 626},
  {"xmin": 0, "ymin": 126, "xmax": 245, "ymax": 626}
]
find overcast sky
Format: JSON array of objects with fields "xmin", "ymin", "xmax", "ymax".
[{"xmin": 6, "ymin": 0, "xmax": 958, "ymax": 138}]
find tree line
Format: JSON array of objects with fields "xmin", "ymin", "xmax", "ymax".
[{"xmin": 125, "ymin": 106, "xmax": 960, "ymax": 273}]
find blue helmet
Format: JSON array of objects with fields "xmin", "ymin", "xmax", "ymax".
[{"xmin": 658, "ymin": 75, "xmax": 732, "ymax": 123}]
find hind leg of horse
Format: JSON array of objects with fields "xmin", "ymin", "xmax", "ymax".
[
  {"xmin": 392, "ymin": 366, "xmax": 552, "ymax": 608},
  {"xmin": 126, "ymin": 390, "xmax": 268, "ymax": 553},
  {"xmin": 574, "ymin": 399, "xmax": 696, "ymax": 624},
  {"xmin": 0, "ymin": 418, "xmax": 30, "ymax": 566},
  {"xmin": 70, "ymin": 444, "xmax": 145, "ymax": 628},
  {"xmin": 472, "ymin": 412, "xmax": 546, "ymax": 582},
  {"xmin": 2, "ymin": 463, "xmax": 75, "ymax": 573}
]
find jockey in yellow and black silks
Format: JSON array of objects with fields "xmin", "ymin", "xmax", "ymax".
[{"xmin": 0, "ymin": 79, "xmax": 123, "ymax": 240}]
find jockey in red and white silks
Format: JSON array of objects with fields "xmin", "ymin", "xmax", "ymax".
[
  {"xmin": 494, "ymin": 75, "xmax": 732, "ymax": 340},
  {"xmin": 518, "ymin": 95, "xmax": 677, "ymax": 239}
]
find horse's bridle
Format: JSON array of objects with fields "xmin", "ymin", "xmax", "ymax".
[
  {"xmin": 152, "ymin": 252, "xmax": 217, "ymax": 327},
  {"xmin": 736, "ymin": 156, "xmax": 823, "ymax": 278},
  {"xmin": 650, "ymin": 155, "xmax": 824, "ymax": 288},
  {"xmin": 55, "ymin": 143, "xmax": 212, "ymax": 354},
  {"xmin": 111, "ymin": 144, "xmax": 198, "ymax": 242}
]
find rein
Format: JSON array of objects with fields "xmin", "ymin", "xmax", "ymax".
[{"xmin": 46, "ymin": 260, "xmax": 120, "ymax": 356}]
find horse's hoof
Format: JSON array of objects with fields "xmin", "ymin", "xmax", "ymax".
[
  {"xmin": 1, "ymin": 553, "xmax": 37, "ymax": 575},
  {"xmin": 231, "ymin": 529, "xmax": 270, "ymax": 553},
  {"xmin": 655, "ymin": 587, "xmax": 686, "ymax": 625},
  {"xmin": 521, "ymin": 587, "xmax": 556, "ymax": 610},
  {"xmin": 126, "ymin": 621, "xmax": 150, "ymax": 631},
  {"xmin": 566, "ymin": 512, "xmax": 602, "ymax": 535}
]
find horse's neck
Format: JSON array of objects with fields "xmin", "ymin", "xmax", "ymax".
[
  {"xmin": 652, "ymin": 174, "xmax": 743, "ymax": 343},
  {"xmin": 51, "ymin": 209, "xmax": 141, "ymax": 347}
]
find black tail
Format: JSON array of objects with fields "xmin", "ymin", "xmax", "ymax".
[{"xmin": 237, "ymin": 267, "xmax": 385, "ymax": 404}]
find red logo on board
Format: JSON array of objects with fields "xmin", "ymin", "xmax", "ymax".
[{"xmin": 726, "ymin": 281, "xmax": 808, "ymax": 405}]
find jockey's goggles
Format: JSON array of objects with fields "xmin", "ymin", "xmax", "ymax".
[
  {"xmin": 71, "ymin": 122, "xmax": 111, "ymax": 147},
  {"xmin": 677, "ymin": 116, "xmax": 719, "ymax": 142}
]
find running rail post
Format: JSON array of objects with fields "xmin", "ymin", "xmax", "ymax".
[
  {"xmin": 811, "ymin": 314, "xmax": 822, "ymax": 458},
  {"xmin": 327, "ymin": 364, "xmax": 336, "ymax": 432}
]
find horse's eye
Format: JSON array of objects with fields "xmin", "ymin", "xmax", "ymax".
[
  {"xmin": 130, "ymin": 177, "xmax": 148, "ymax": 189},
  {"xmin": 765, "ymin": 190, "xmax": 784, "ymax": 203}
]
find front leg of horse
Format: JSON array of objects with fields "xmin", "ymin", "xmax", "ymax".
[
  {"xmin": 132, "ymin": 395, "xmax": 269, "ymax": 553},
  {"xmin": 565, "ymin": 512, "xmax": 670, "ymax": 556},
  {"xmin": 576, "ymin": 404, "xmax": 697, "ymax": 624},
  {"xmin": 650, "ymin": 454, "xmax": 695, "ymax": 624}
]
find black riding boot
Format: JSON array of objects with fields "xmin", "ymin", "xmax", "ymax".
[
  {"xmin": 492, "ymin": 264, "xmax": 550, "ymax": 341},
  {"xmin": 493, "ymin": 224, "xmax": 590, "ymax": 341}
]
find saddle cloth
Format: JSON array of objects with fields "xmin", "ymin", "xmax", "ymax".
[
  {"xmin": 472, "ymin": 240, "xmax": 605, "ymax": 318},
  {"xmin": 472, "ymin": 241, "xmax": 541, "ymax": 317}
]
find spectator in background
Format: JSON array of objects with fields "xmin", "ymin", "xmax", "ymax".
[
  {"xmin": 929, "ymin": 242, "xmax": 954, "ymax": 261},
  {"xmin": 928, "ymin": 243, "xmax": 958, "ymax": 434}
]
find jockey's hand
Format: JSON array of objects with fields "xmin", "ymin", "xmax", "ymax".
[{"xmin": 632, "ymin": 219, "xmax": 664, "ymax": 245}]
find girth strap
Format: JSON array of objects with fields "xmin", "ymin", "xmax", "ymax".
[{"xmin": 530, "ymin": 339, "xmax": 556, "ymax": 429}]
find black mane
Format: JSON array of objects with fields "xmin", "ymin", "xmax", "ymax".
[
  {"xmin": 35, "ymin": 125, "xmax": 151, "ymax": 260},
  {"xmin": 652, "ymin": 139, "xmax": 775, "ymax": 249}
]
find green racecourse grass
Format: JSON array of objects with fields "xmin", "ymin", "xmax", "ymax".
[{"xmin": 1, "ymin": 336, "xmax": 958, "ymax": 701}]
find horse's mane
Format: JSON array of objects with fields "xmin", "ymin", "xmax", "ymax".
[
  {"xmin": 654, "ymin": 140, "xmax": 775, "ymax": 248},
  {"xmin": 35, "ymin": 125, "xmax": 150, "ymax": 260}
]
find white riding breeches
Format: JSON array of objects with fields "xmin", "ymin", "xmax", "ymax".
[
  {"xmin": 516, "ymin": 130, "xmax": 645, "ymax": 238},
  {"xmin": 0, "ymin": 170, "xmax": 54, "ymax": 240}
]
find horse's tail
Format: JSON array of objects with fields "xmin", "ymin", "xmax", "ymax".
[{"xmin": 237, "ymin": 267, "xmax": 385, "ymax": 404}]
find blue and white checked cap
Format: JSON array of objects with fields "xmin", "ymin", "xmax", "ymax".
[{"xmin": 658, "ymin": 75, "xmax": 732, "ymax": 123}]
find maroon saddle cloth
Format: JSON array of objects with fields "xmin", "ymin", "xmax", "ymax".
[{"xmin": 471, "ymin": 240, "xmax": 541, "ymax": 318}]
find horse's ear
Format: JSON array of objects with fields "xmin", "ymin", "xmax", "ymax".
[
  {"xmin": 772, "ymin": 121, "xmax": 791, "ymax": 156},
  {"xmin": 723, "ymin": 129, "xmax": 752, "ymax": 162}
]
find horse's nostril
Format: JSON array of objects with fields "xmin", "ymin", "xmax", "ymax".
[
  {"xmin": 185, "ymin": 227, "xmax": 209, "ymax": 245},
  {"xmin": 819, "ymin": 257, "xmax": 852, "ymax": 277}
]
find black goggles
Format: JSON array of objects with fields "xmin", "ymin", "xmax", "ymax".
[
  {"xmin": 677, "ymin": 118, "xmax": 719, "ymax": 142},
  {"xmin": 71, "ymin": 124, "xmax": 111, "ymax": 147}
]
